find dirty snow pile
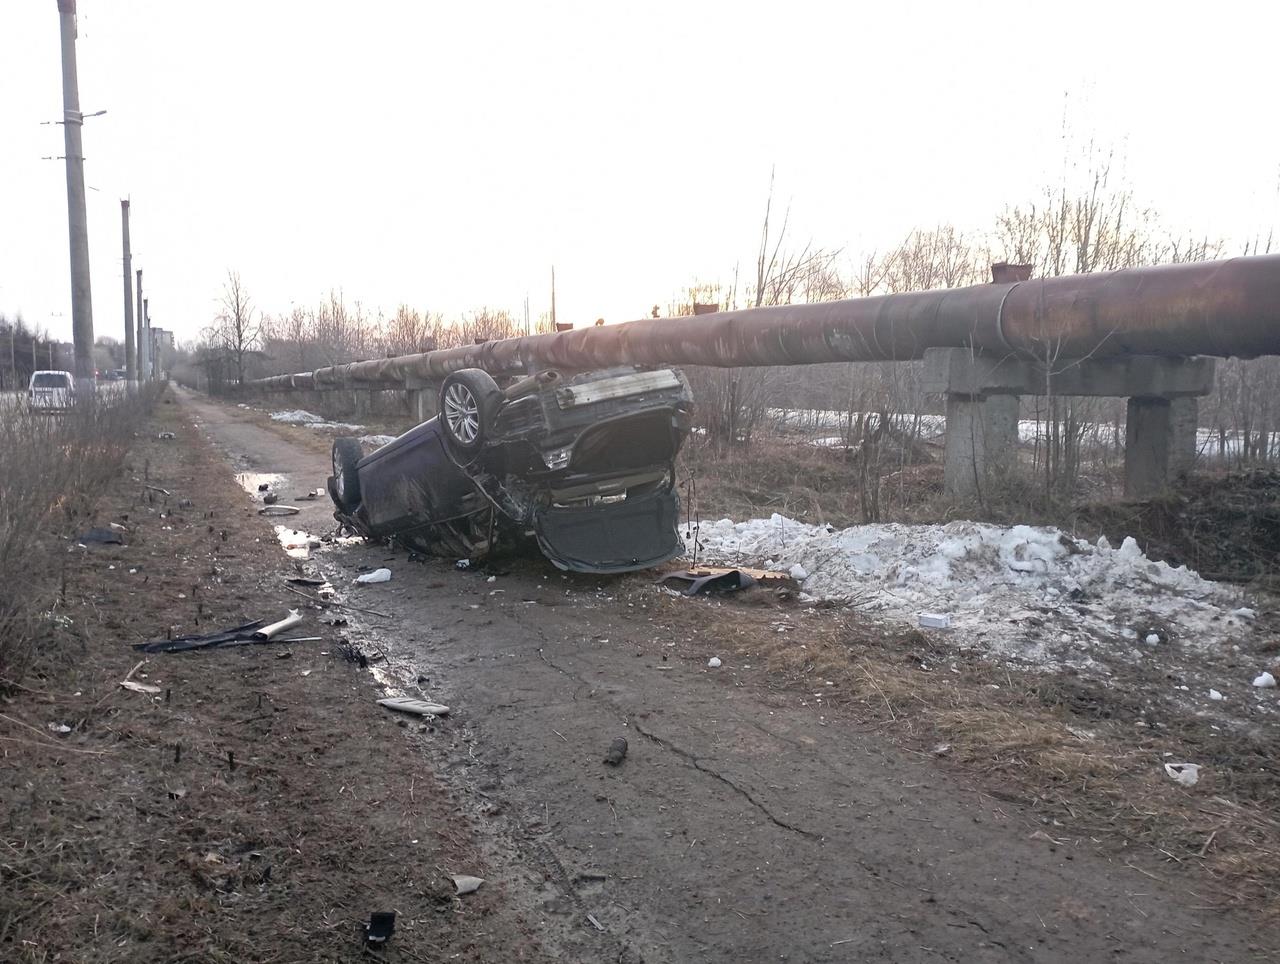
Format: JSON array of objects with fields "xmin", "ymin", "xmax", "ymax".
[
  {"xmin": 270, "ymin": 410, "xmax": 365, "ymax": 432},
  {"xmin": 271, "ymin": 409, "xmax": 325, "ymax": 424},
  {"xmin": 360, "ymin": 434, "xmax": 398, "ymax": 448},
  {"xmin": 689, "ymin": 515, "xmax": 1256, "ymax": 671}
]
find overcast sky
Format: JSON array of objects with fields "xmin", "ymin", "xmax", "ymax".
[{"xmin": 2, "ymin": 0, "xmax": 1278, "ymax": 347}]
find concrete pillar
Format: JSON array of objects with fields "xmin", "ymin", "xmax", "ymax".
[
  {"xmin": 943, "ymin": 393, "xmax": 1019, "ymax": 499},
  {"xmin": 1126, "ymin": 395, "xmax": 1200, "ymax": 496},
  {"xmin": 1168, "ymin": 396, "xmax": 1199, "ymax": 478},
  {"xmin": 406, "ymin": 382, "xmax": 439, "ymax": 424}
]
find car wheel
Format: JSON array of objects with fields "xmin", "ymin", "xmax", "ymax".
[
  {"xmin": 331, "ymin": 437, "xmax": 364, "ymax": 511},
  {"xmin": 439, "ymin": 369, "xmax": 502, "ymax": 456}
]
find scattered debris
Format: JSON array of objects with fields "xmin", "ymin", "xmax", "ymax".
[
  {"xmin": 586, "ymin": 913, "xmax": 605, "ymax": 931},
  {"xmin": 286, "ymin": 576, "xmax": 327, "ymax": 587},
  {"xmin": 455, "ymin": 558, "xmax": 472, "ymax": 570},
  {"xmin": 604, "ymin": 737, "xmax": 628, "ymax": 766},
  {"xmin": 157, "ymin": 431, "xmax": 176, "ymax": 440},
  {"xmin": 47, "ymin": 722, "xmax": 72, "ymax": 735},
  {"xmin": 1164, "ymin": 762, "xmax": 1202, "ymax": 787},
  {"xmin": 1209, "ymin": 689, "xmax": 1225, "ymax": 701},
  {"xmin": 254, "ymin": 610, "xmax": 303, "ymax": 640},
  {"xmin": 659, "ymin": 567, "xmax": 758, "ymax": 596},
  {"xmin": 258, "ymin": 505, "xmax": 301, "ymax": 516},
  {"xmin": 1252, "ymin": 672, "xmax": 1277, "ymax": 689},
  {"xmin": 931, "ymin": 743, "xmax": 952, "ymax": 756},
  {"xmin": 257, "ymin": 482, "xmax": 270, "ymax": 492},
  {"xmin": 918, "ymin": 612, "xmax": 951, "ymax": 630},
  {"xmin": 451, "ymin": 874, "xmax": 484, "ymax": 896},
  {"xmin": 707, "ymin": 656, "xmax": 722, "ymax": 668},
  {"xmin": 263, "ymin": 492, "xmax": 279, "ymax": 505},
  {"xmin": 788, "ymin": 563, "xmax": 808, "ymax": 581},
  {"xmin": 77, "ymin": 526, "xmax": 124, "ymax": 546},
  {"xmin": 377, "ymin": 697, "xmax": 450, "ymax": 717},
  {"xmin": 356, "ymin": 568, "xmax": 392, "ymax": 584},
  {"xmin": 363, "ymin": 911, "xmax": 396, "ymax": 948},
  {"xmin": 121, "ymin": 680, "xmax": 162, "ymax": 695},
  {"xmin": 134, "ymin": 614, "xmax": 312, "ymax": 654}
]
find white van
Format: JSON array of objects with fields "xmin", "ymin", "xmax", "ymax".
[{"xmin": 28, "ymin": 370, "xmax": 76, "ymax": 413}]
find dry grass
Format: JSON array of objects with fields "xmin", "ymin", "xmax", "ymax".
[{"xmin": 0, "ymin": 388, "xmax": 159, "ymax": 685}]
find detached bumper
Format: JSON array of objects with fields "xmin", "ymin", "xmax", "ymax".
[{"xmin": 533, "ymin": 488, "xmax": 682, "ymax": 574}]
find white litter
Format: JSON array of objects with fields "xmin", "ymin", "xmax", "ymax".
[
  {"xmin": 47, "ymin": 722, "xmax": 72, "ymax": 735},
  {"xmin": 1144, "ymin": 633, "xmax": 1160, "ymax": 645},
  {"xmin": 378, "ymin": 697, "xmax": 450, "ymax": 717},
  {"xmin": 270, "ymin": 409, "xmax": 325, "ymax": 424},
  {"xmin": 451, "ymin": 874, "xmax": 484, "ymax": 895},
  {"xmin": 1163, "ymin": 762, "xmax": 1202, "ymax": 787},
  {"xmin": 1209, "ymin": 689, "xmax": 1225, "ymax": 701},
  {"xmin": 1252, "ymin": 672, "xmax": 1276, "ymax": 689},
  {"xmin": 356, "ymin": 568, "xmax": 392, "ymax": 584},
  {"xmin": 254, "ymin": 610, "xmax": 303, "ymax": 640},
  {"xmin": 918, "ymin": 612, "xmax": 952, "ymax": 630},
  {"xmin": 788, "ymin": 563, "xmax": 808, "ymax": 581},
  {"xmin": 707, "ymin": 656, "xmax": 722, "ymax": 668}
]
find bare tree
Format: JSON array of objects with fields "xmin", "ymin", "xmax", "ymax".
[{"xmin": 213, "ymin": 271, "xmax": 260, "ymax": 388}]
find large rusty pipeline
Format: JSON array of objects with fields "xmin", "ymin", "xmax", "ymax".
[{"xmin": 253, "ymin": 255, "xmax": 1280, "ymax": 391}]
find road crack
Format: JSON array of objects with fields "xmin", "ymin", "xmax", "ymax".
[{"xmin": 630, "ymin": 720, "xmax": 821, "ymax": 841}]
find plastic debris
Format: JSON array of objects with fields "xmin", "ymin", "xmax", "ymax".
[
  {"xmin": 1252, "ymin": 672, "xmax": 1277, "ymax": 689},
  {"xmin": 363, "ymin": 911, "xmax": 396, "ymax": 948},
  {"xmin": 451, "ymin": 874, "xmax": 484, "ymax": 895},
  {"xmin": 1164, "ymin": 762, "xmax": 1202, "ymax": 787},
  {"xmin": 604, "ymin": 737, "xmax": 628, "ymax": 766},
  {"xmin": 47, "ymin": 722, "xmax": 72, "ymax": 735},
  {"xmin": 707, "ymin": 656, "xmax": 722, "ymax": 668},
  {"xmin": 378, "ymin": 697, "xmax": 450, "ymax": 717},
  {"xmin": 788, "ymin": 563, "xmax": 808, "ymax": 581},
  {"xmin": 254, "ymin": 610, "xmax": 304, "ymax": 640},
  {"xmin": 455, "ymin": 559, "xmax": 472, "ymax": 570},
  {"xmin": 355, "ymin": 568, "xmax": 392, "ymax": 584},
  {"xmin": 258, "ymin": 505, "xmax": 301, "ymax": 516},
  {"xmin": 121, "ymin": 680, "xmax": 162, "ymax": 695},
  {"xmin": 1209, "ymin": 689, "xmax": 1225, "ymax": 701},
  {"xmin": 157, "ymin": 431, "xmax": 176, "ymax": 440},
  {"xmin": 659, "ymin": 567, "xmax": 759, "ymax": 596},
  {"xmin": 918, "ymin": 612, "xmax": 951, "ymax": 630},
  {"xmin": 1144, "ymin": 633, "xmax": 1160, "ymax": 645}
]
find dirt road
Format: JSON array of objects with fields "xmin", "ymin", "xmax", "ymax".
[{"xmin": 182, "ymin": 387, "xmax": 1269, "ymax": 963}]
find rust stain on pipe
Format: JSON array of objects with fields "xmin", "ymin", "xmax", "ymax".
[{"xmin": 254, "ymin": 255, "xmax": 1280, "ymax": 391}]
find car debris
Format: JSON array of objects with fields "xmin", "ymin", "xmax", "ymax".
[
  {"xmin": 327, "ymin": 366, "xmax": 694, "ymax": 573},
  {"xmin": 604, "ymin": 737, "xmax": 628, "ymax": 766},
  {"xmin": 355, "ymin": 568, "xmax": 392, "ymax": 584},
  {"xmin": 451, "ymin": 874, "xmax": 484, "ymax": 896},
  {"xmin": 377, "ymin": 697, "xmax": 450, "ymax": 717},
  {"xmin": 134, "ymin": 613, "xmax": 309, "ymax": 653},
  {"xmin": 362, "ymin": 911, "xmax": 396, "ymax": 948},
  {"xmin": 77, "ymin": 526, "xmax": 125, "ymax": 546},
  {"xmin": 659, "ymin": 567, "xmax": 758, "ymax": 596},
  {"xmin": 258, "ymin": 505, "xmax": 301, "ymax": 516}
]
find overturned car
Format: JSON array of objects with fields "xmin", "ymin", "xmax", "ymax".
[{"xmin": 327, "ymin": 366, "xmax": 694, "ymax": 573}]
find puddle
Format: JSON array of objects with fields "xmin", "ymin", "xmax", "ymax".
[
  {"xmin": 236, "ymin": 471, "xmax": 287, "ymax": 496},
  {"xmin": 275, "ymin": 525, "xmax": 318, "ymax": 559}
]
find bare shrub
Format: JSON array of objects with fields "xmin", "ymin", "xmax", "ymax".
[{"xmin": 0, "ymin": 389, "xmax": 154, "ymax": 685}]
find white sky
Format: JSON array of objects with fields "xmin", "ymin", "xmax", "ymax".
[{"xmin": 2, "ymin": 0, "xmax": 1278, "ymax": 347}]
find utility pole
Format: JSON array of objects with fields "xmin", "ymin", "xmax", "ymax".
[
  {"xmin": 550, "ymin": 266, "xmax": 557, "ymax": 329},
  {"xmin": 136, "ymin": 268, "xmax": 147, "ymax": 380},
  {"xmin": 56, "ymin": 0, "xmax": 95, "ymax": 392},
  {"xmin": 142, "ymin": 297, "xmax": 149, "ymax": 379},
  {"xmin": 121, "ymin": 200, "xmax": 136, "ymax": 385}
]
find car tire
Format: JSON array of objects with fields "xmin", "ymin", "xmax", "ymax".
[
  {"xmin": 439, "ymin": 369, "xmax": 503, "ymax": 457},
  {"xmin": 331, "ymin": 437, "xmax": 364, "ymax": 511}
]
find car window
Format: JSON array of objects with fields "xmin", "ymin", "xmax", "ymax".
[{"xmin": 32, "ymin": 373, "xmax": 71, "ymax": 388}]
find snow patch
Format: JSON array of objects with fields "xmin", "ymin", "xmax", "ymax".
[{"xmin": 688, "ymin": 514, "xmax": 1251, "ymax": 672}]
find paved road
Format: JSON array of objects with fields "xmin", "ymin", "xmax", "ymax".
[{"xmin": 180, "ymin": 386, "xmax": 1268, "ymax": 964}]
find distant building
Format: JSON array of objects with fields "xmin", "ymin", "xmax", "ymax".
[{"xmin": 150, "ymin": 328, "xmax": 175, "ymax": 375}]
